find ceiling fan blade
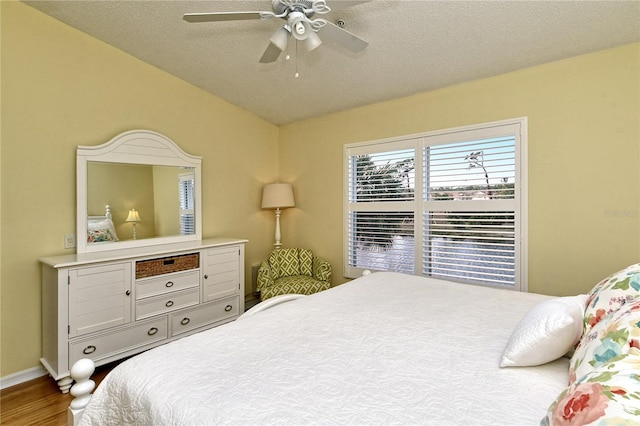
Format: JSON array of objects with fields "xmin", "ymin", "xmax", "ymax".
[
  {"xmin": 259, "ymin": 42, "xmax": 285, "ymax": 63},
  {"xmin": 183, "ymin": 11, "xmax": 268, "ymax": 23},
  {"xmin": 328, "ymin": 1, "xmax": 371, "ymax": 11},
  {"xmin": 318, "ymin": 21, "xmax": 368, "ymax": 53}
]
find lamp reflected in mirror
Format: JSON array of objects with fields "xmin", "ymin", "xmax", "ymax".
[{"xmin": 125, "ymin": 209, "xmax": 142, "ymax": 240}]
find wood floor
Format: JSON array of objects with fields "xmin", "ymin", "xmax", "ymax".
[{"xmin": 1, "ymin": 364, "xmax": 112, "ymax": 426}]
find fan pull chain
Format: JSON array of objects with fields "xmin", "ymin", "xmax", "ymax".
[
  {"xmin": 294, "ymin": 39, "xmax": 300, "ymax": 78},
  {"xmin": 285, "ymin": 41, "xmax": 300, "ymax": 78}
]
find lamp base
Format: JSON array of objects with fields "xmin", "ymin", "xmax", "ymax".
[{"xmin": 273, "ymin": 208, "xmax": 283, "ymax": 248}]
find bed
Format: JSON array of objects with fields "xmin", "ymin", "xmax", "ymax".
[{"xmin": 70, "ymin": 267, "xmax": 640, "ymax": 425}]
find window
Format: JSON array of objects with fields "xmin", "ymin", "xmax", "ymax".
[
  {"xmin": 179, "ymin": 172, "xmax": 195, "ymax": 235},
  {"xmin": 344, "ymin": 118, "xmax": 527, "ymax": 290},
  {"xmin": 346, "ymin": 144, "xmax": 416, "ymax": 274}
]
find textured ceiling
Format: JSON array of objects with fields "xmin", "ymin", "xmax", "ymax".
[{"xmin": 24, "ymin": 0, "xmax": 640, "ymax": 125}]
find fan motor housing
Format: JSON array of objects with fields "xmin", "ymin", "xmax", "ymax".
[{"xmin": 273, "ymin": 0, "xmax": 315, "ymax": 18}]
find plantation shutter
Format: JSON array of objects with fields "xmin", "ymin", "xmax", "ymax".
[
  {"xmin": 345, "ymin": 143, "xmax": 416, "ymax": 276},
  {"xmin": 344, "ymin": 118, "xmax": 526, "ymax": 290},
  {"xmin": 423, "ymin": 128, "xmax": 519, "ymax": 287},
  {"xmin": 179, "ymin": 172, "xmax": 195, "ymax": 235}
]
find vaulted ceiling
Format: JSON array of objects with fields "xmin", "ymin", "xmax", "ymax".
[{"xmin": 24, "ymin": 0, "xmax": 640, "ymax": 125}]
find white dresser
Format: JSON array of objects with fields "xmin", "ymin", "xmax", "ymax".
[{"xmin": 40, "ymin": 237, "xmax": 246, "ymax": 392}]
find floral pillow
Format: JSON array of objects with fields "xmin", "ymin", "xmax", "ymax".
[
  {"xmin": 87, "ymin": 218, "xmax": 119, "ymax": 243},
  {"xmin": 569, "ymin": 299, "xmax": 640, "ymax": 384},
  {"xmin": 542, "ymin": 349, "xmax": 640, "ymax": 426},
  {"xmin": 583, "ymin": 264, "xmax": 640, "ymax": 333},
  {"xmin": 87, "ymin": 228, "xmax": 116, "ymax": 243}
]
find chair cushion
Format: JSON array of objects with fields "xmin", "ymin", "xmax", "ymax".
[
  {"xmin": 269, "ymin": 248, "xmax": 313, "ymax": 280},
  {"xmin": 261, "ymin": 275, "xmax": 331, "ymax": 300},
  {"xmin": 299, "ymin": 249, "xmax": 313, "ymax": 276}
]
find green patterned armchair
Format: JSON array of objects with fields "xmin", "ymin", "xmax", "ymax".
[{"xmin": 257, "ymin": 248, "xmax": 332, "ymax": 300}]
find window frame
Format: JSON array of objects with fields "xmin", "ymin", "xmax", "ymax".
[
  {"xmin": 343, "ymin": 117, "xmax": 528, "ymax": 291},
  {"xmin": 178, "ymin": 171, "xmax": 195, "ymax": 235}
]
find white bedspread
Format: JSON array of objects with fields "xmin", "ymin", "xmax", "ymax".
[{"xmin": 79, "ymin": 272, "xmax": 568, "ymax": 425}]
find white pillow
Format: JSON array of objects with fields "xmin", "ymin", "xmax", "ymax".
[{"xmin": 500, "ymin": 294, "xmax": 588, "ymax": 367}]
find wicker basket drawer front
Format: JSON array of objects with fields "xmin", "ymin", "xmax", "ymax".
[
  {"xmin": 136, "ymin": 270, "xmax": 200, "ymax": 300},
  {"xmin": 136, "ymin": 253, "xmax": 199, "ymax": 279},
  {"xmin": 136, "ymin": 288, "xmax": 200, "ymax": 320}
]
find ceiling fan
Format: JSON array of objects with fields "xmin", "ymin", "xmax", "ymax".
[{"xmin": 183, "ymin": 0, "xmax": 369, "ymax": 63}]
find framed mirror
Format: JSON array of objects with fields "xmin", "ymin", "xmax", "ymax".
[{"xmin": 77, "ymin": 130, "xmax": 202, "ymax": 253}]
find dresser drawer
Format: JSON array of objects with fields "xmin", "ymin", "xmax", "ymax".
[
  {"xmin": 136, "ymin": 270, "xmax": 200, "ymax": 299},
  {"xmin": 136, "ymin": 288, "xmax": 199, "ymax": 320},
  {"xmin": 170, "ymin": 296, "xmax": 239, "ymax": 336},
  {"xmin": 69, "ymin": 317, "xmax": 167, "ymax": 366}
]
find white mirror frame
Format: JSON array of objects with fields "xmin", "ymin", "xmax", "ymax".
[{"xmin": 77, "ymin": 130, "xmax": 202, "ymax": 253}]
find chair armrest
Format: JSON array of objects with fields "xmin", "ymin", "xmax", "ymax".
[
  {"xmin": 312, "ymin": 257, "xmax": 332, "ymax": 283},
  {"xmin": 257, "ymin": 260, "xmax": 275, "ymax": 290}
]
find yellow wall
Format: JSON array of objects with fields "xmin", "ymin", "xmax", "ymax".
[
  {"xmin": 88, "ymin": 163, "xmax": 156, "ymax": 239},
  {"xmin": 1, "ymin": 0, "xmax": 639, "ymax": 379},
  {"xmin": 279, "ymin": 42, "xmax": 640, "ymax": 297},
  {"xmin": 0, "ymin": 2, "xmax": 279, "ymax": 376}
]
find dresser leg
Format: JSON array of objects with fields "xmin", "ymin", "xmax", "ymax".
[{"xmin": 58, "ymin": 376, "xmax": 73, "ymax": 393}]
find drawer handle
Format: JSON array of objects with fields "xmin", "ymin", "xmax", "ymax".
[
  {"xmin": 165, "ymin": 300, "xmax": 174, "ymax": 307},
  {"xmin": 225, "ymin": 304, "xmax": 233, "ymax": 312},
  {"xmin": 125, "ymin": 290, "xmax": 131, "ymax": 296},
  {"xmin": 165, "ymin": 281, "xmax": 174, "ymax": 288},
  {"xmin": 180, "ymin": 317, "xmax": 191, "ymax": 326},
  {"xmin": 148, "ymin": 327, "xmax": 159, "ymax": 336},
  {"xmin": 204, "ymin": 274, "xmax": 208, "ymax": 279},
  {"xmin": 82, "ymin": 345, "xmax": 97, "ymax": 355}
]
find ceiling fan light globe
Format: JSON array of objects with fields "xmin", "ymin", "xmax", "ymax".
[
  {"xmin": 288, "ymin": 11, "xmax": 308, "ymax": 40},
  {"xmin": 270, "ymin": 26, "xmax": 290, "ymax": 51},
  {"xmin": 303, "ymin": 31, "xmax": 322, "ymax": 52},
  {"xmin": 292, "ymin": 21, "xmax": 311, "ymax": 40}
]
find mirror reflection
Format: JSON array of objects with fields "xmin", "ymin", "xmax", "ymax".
[{"xmin": 87, "ymin": 162, "xmax": 195, "ymax": 242}]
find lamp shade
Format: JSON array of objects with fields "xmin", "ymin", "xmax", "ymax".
[
  {"xmin": 261, "ymin": 183, "xmax": 295, "ymax": 209},
  {"xmin": 125, "ymin": 209, "xmax": 141, "ymax": 222}
]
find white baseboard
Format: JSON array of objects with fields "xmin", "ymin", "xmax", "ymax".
[{"xmin": 1, "ymin": 365, "xmax": 48, "ymax": 389}]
